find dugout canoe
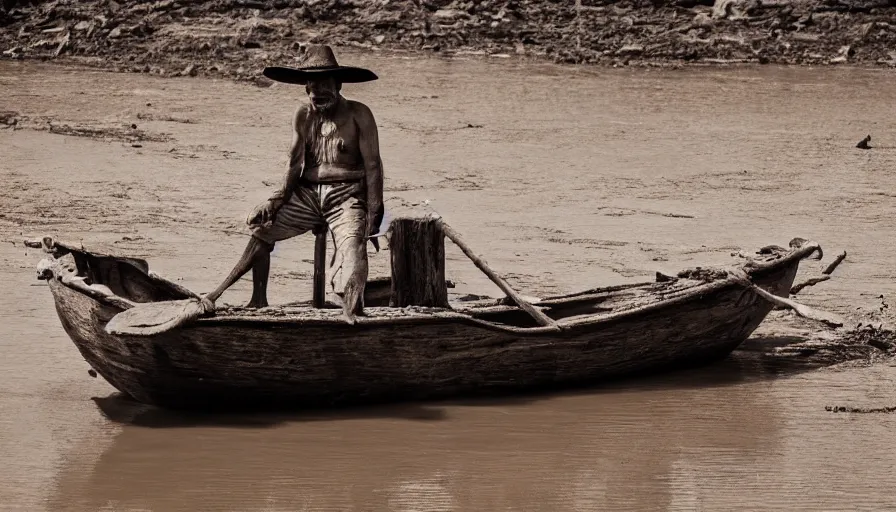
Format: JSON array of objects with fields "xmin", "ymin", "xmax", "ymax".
[{"xmin": 35, "ymin": 236, "xmax": 823, "ymax": 410}]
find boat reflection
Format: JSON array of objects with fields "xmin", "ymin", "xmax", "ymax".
[{"xmin": 48, "ymin": 351, "xmax": 804, "ymax": 512}]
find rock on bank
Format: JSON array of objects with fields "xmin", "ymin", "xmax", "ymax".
[{"xmin": 1, "ymin": 0, "xmax": 895, "ymax": 80}]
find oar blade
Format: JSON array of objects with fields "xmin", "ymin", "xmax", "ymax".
[
  {"xmin": 750, "ymin": 284, "xmax": 844, "ymax": 328},
  {"xmin": 790, "ymin": 302, "xmax": 846, "ymax": 328},
  {"xmin": 105, "ymin": 299, "xmax": 207, "ymax": 336}
]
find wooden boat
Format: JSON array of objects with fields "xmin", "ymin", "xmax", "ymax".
[{"xmin": 35, "ymin": 232, "xmax": 825, "ymax": 410}]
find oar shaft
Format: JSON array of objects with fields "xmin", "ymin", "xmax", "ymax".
[
  {"xmin": 437, "ymin": 219, "xmax": 560, "ymax": 330},
  {"xmin": 749, "ymin": 283, "xmax": 844, "ymax": 327}
]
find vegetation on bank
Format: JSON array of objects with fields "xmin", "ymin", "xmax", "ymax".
[{"xmin": 2, "ymin": 0, "xmax": 895, "ymax": 80}]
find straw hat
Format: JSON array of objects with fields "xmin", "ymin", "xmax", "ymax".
[{"xmin": 262, "ymin": 44, "xmax": 378, "ymax": 85}]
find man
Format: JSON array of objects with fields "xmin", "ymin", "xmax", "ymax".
[{"xmin": 203, "ymin": 45, "xmax": 384, "ymax": 323}]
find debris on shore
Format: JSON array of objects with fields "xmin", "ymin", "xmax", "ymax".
[
  {"xmin": 2, "ymin": 0, "xmax": 895, "ymax": 81},
  {"xmin": 758, "ymin": 292, "xmax": 896, "ymax": 368}
]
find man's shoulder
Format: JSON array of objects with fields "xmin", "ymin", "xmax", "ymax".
[{"xmin": 345, "ymin": 99, "xmax": 374, "ymax": 118}]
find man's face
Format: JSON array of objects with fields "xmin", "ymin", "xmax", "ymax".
[{"xmin": 306, "ymin": 77, "xmax": 341, "ymax": 112}]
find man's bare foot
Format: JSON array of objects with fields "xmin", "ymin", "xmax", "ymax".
[
  {"xmin": 245, "ymin": 297, "xmax": 269, "ymax": 308},
  {"xmin": 341, "ymin": 279, "xmax": 364, "ymax": 318}
]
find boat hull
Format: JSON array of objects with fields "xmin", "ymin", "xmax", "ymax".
[{"xmin": 47, "ymin": 259, "xmax": 800, "ymax": 410}]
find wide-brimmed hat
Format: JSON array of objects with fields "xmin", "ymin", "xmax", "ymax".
[{"xmin": 262, "ymin": 45, "xmax": 378, "ymax": 85}]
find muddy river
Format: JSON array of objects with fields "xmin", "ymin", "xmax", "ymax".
[{"xmin": 2, "ymin": 55, "xmax": 895, "ymax": 511}]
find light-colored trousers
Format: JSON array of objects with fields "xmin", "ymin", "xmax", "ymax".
[{"xmin": 251, "ymin": 180, "xmax": 367, "ymax": 294}]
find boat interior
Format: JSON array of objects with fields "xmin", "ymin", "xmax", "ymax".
[{"xmin": 43, "ymin": 244, "xmax": 723, "ymax": 328}]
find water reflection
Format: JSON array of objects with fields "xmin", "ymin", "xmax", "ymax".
[{"xmin": 49, "ymin": 353, "xmax": 799, "ymax": 512}]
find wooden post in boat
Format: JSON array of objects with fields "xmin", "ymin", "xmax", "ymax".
[
  {"xmin": 389, "ymin": 217, "xmax": 450, "ymax": 308},
  {"xmin": 312, "ymin": 225, "xmax": 328, "ymax": 309}
]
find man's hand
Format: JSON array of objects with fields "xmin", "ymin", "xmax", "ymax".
[
  {"xmin": 247, "ymin": 198, "xmax": 283, "ymax": 228},
  {"xmin": 367, "ymin": 202, "xmax": 385, "ymax": 236},
  {"xmin": 367, "ymin": 202, "xmax": 385, "ymax": 252}
]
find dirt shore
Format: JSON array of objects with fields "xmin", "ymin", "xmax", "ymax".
[{"xmin": 2, "ymin": 0, "xmax": 896, "ymax": 82}]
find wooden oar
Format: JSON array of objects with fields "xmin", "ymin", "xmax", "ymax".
[
  {"xmin": 749, "ymin": 283, "xmax": 845, "ymax": 328},
  {"xmin": 434, "ymin": 218, "xmax": 561, "ymax": 332},
  {"xmin": 106, "ymin": 211, "xmax": 387, "ymax": 334}
]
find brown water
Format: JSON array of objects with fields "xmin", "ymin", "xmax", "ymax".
[{"xmin": 2, "ymin": 55, "xmax": 896, "ymax": 511}]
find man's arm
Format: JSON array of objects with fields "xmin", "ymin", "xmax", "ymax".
[
  {"xmin": 356, "ymin": 102, "xmax": 384, "ymax": 233},
  {"xmin": 270, "ymin": 105, "xmax": 308, "ymax": 203}
]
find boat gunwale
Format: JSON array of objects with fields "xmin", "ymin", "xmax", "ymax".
[
  {"xmin": 39, "ymin": 239, "xmax": 820, "ymax": 336},
  {"xmin": 535, "ymin": 241, "xmax": 820, "ymax": 301},
  {"xmin": 198, "ymin": 275, "xmax": 746, "ymax": 334}
]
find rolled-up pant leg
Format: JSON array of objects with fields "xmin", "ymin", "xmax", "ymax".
[
  {"xmin": 319, "ymin": 182, "xmax": 368, "ymax": 298},
  {"xmin": 249, "ymin": 186, "xmax": 322, "ymax": 244}
]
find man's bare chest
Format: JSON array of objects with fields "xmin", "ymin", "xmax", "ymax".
[{"xmin": 306, "ymin": 118, "xmax": 361, "ymax": 161}]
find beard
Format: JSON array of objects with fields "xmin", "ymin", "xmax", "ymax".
[{"xmin": 305, "ymin": 106, "xmax": 344, "ymax": 164}]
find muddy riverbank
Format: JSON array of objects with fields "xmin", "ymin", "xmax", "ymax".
[{"xmin": 2, "ymin": 0, "xmax": 896, "ymax": 84}]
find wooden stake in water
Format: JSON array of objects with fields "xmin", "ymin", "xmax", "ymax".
[{"xmin": 312, "ymin": 226, "xmax": 328, "ymax": 309}]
